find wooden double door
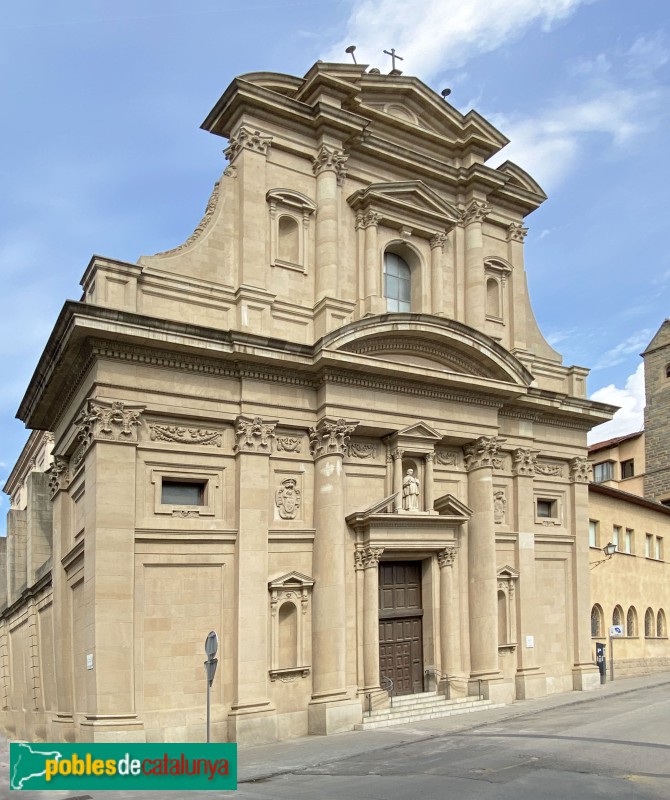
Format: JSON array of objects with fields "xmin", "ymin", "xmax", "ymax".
[{"xmin": 378, "ymin": 561, "xmax": 423, "ymax": 695}]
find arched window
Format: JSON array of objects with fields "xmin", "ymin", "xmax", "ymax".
[
  {"xmin": 657, "ymin": 609, "xmax": 667, "ymax": 638},
  {"xmin": 645, "ymin": 607, "xmax": 655, "ymax": 638},
  {"xmin": 498, "ymin": 590, "xmax": 508, "ymax": 644},
  {"xmin": 486, "ymin": 277, "xmax": 501, "ymax": 318},
  {"xmin": 591, "ymin": 604, "xmax": 604, "ymax": 637},
  {"xmin": 384, "ymin": 252, "xmax": 411, "ymax": 312},
  {"xmin": 278, "ymin": 602, "xmax": 298, "ymax": 668},
  {"xmin": 277, "ymin": 215, "xmax": 300, "ymax": 264},
  {"xmin": 665, "ymin": 363, "xmax": 670, "ymax": 378},
  {"xmin": 626, "ymin": 606, "xmax": 637, "ymax": 637},
  {"xmin": 612, "ymin": 605, "xmax": 624, "ymax": 628}
]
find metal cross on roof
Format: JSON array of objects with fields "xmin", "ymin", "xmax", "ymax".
[{"xmin": 383, "ymin": 48, "xmax": 404, "ymax": 72}]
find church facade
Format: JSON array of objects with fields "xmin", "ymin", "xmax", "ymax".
[{"xmin": 1, "ymin": 61, "xmax": 613, "ymax": 744}]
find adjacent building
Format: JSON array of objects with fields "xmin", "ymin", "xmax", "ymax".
[
  {"xmin": 588, "ymin": 320, "xmax": 670, "ymax": 677},
  {"xmin": 2, "ymin": 61, "xmax": 615, "ymax": 745}
]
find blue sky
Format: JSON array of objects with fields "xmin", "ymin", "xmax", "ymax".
[{"xmin": 1, "ymin": 0, "xmax": 669, "ymax": 526}]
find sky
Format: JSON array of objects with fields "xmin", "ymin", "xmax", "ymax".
[{"xmin": 1, "ymin": 0, "xmax": 668, "ymax": 527}]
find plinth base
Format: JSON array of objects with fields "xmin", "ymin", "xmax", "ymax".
[{"xmin": 308, "ymin": 694, "xmax": 361, "ymax": 735}]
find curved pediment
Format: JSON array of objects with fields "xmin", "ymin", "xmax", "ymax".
[{"xmin": 322, "ymin": 315, "xmax": 534, "ymax": 387}]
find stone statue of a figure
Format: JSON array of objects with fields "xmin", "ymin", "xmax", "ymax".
[{"xmin": 402, "ymin": 468, "xmax": 420, "ymax": 511}]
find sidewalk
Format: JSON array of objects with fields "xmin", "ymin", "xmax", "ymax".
[{"xmin": 237, "ymin": 670, "xmax": 670, "ymax": 783}]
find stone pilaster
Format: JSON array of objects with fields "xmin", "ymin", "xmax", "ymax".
[
  {"xmin": 77, "ymin": 400, "xmax": 145, "ymax": 742},
  {"xmin": 438, "ymin": 546, "xmax": 465, "ymax": 695},
  {"xmin": 569, "ymin": 457, "xmax": 600, "ymax": 690},
  {"xmin": 424, "ymin": 452, "xmax": 435, "ymax": 513},
  {"xmin": 462, "ymin": 200, "xmax": 491, "ymax": 330},
  {"xmin": 229, "ymin": 415, "xmax": 278, "ymax": 744},
  {"xmin": 361, "ymin": 547, "xmax": 383, "ymax": 691},
  {"xmin": 391, "ymin": 448, "xmax": 404, "ymax": 512},
  {"xmin": 224, "ymin": 126, "xmax": 272, "ymax": 289},
  {"xmin": 506, "ymin": 223, "xmax": 528, "ymax": 351},
  {"xmin": 359, "ymin": 211, "xmax": 385, "ymax": 315},
  {"xmin": 49, "ymin": 465, "xmax": 75, "ymax": 742},
  {"xmin": 511, "ymin": 448, "xmax": 547, "ymax": 699},
  {"xmin": 308, "ymin": 418, "xmax": 361, "ymax": 734},
  {"xmin": 313, "ymin": 145, "xmax": 347, "ymax": 302},
  {"xmin": 464, "ymin": 436, "xmax": 502, "ymax": 693},
  {"xmin": 430, "ymin": 233, "xmax": 447, "ymax": 316}
]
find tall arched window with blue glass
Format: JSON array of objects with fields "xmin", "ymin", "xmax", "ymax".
[{"xmin": 384, "ymin": 252, "xmax": 411, "ymax": 312}]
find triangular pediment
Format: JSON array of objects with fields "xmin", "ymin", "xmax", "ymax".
[
  {"xmin": 397, "ymin": 422, "xmax": 442, "ymax": 441},
  {"xmin": 348, "ymin": 180, "xmax": 459, "ymax": 229},
  {"xmin": 433, "ymin": 493, "xmax": 473, "ymax": 519},
  {"xmin": 356, "ymin": 76, "xmax": 509, "ymax": 159},
  {"xmin": 268, "ymin": 571, "xmax": 315, "ymax": 590},
  {"xmin": 497, "ymin": 565, "xmax": 519, "ymax": 580}
]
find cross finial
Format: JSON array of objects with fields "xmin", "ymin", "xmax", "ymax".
[{"xmin": 383, "ymin": 48, "xmax": 404, "ymax": 73}]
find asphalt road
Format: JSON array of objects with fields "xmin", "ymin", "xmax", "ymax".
[
  {"xmin": 3, "ymin": 681, "xmax": 670, "ymax": 799},
  {"xmin": 236, "ymin": 685, "xmax": 670, "ymax": 800}
]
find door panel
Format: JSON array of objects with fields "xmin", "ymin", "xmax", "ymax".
[{"xmin": 378, "ymin": 561, "xmax": 423, "ymax": 695}]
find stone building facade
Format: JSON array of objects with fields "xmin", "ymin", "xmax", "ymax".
[
  {"xmin": 643, "ymin": 320, "xmax": 670, "ymax": 504},
  {"xmin": 1, "ymin": 61, "xmax": 614, "ymax": 744}
]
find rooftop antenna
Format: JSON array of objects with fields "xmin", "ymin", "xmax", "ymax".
[
  {"xmin": 441, "ymin": 88, "xmax": 452, "ymax": 99},
  {"xmin": 383, "ymin": 47, "xmax": 404, "ymax": 74},
  {"xmin": 345, "ymin": 45, "xmax": 357, "ymax": 64}
]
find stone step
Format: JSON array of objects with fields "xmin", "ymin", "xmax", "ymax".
[
  {"xmin": 389, "ymin": 692, "xmax": 478, "ymax": 708},
  {"xmin": 354, "ymin": 700, "xmax": 504, "ymax": 731}
]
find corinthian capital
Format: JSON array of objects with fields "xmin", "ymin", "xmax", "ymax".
[
  {"xmin": 362, "ymin": 546, "xmax": 384, "ymax": 569},
  {"xmin": 234, "ymin": 416, "xmax": 277, "ymax": 453},
  {"xmin": 430, "ymin": 232, "xmax": 448, "ymax": 250},
  {"xmin": 48, "ymin": 455, "xmax": 70, "ymax": 499},
  {"xmin": 569, "ymin": 457, "xmax": 592, "ymax": 484},
  {"xmin": 312, "ymin": 145, "xmax": 348, "ymax": 184},
  {"xmin": 437, "ymin": 546, "xmax": 457, "ymax": 568},
  {"xmin": 224, "ymin": 126, "xmax": 273, "ymax": 163},
  {"xmin": 460, "ymin": 200, "xmax": 491, "ymax": 226},
  {"xmin": 309, "ymin": 418, "xmax": 358, "ymax": 459},
  {"xmin": 463, "ymin": 436, "xmax": 506, "ymax": 471},
  {"xmin": 512, "ymin": 448, "xmax": 538, "ymax": 477},
  {"xmin": 506, "ymin": 222, "xmax": 528, "ymax": 242}
]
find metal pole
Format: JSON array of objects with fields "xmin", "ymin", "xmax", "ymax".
[
  {"xmin": 206, "ymin": 676, "xmax": 211, "ymax": 742},
  {"xmin": 609, "ymin": 636, "xmax": 614, "ymax": 682}
]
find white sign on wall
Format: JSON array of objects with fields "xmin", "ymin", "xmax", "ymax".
[
  {"xmin": 525, "ymin": 635, "xmax": 535, "ymax": 648},
  {"xmin": 609, "ymin": 625, "xmax": 624, "ymax": 637},
  {"xmin": 86, "ymin": 654, "xmax": 94, "ymax": 670}
]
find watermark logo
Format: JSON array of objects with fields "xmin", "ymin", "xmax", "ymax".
[{"xmin": 10, "ymin": 742, "xmax": 237, "ymax": 791}]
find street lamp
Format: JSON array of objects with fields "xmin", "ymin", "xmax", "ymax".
[{"xmin": 590, "ymin": 541, "xmax": 617, "ymax": 569}]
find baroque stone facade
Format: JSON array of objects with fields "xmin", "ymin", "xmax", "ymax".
[{"xmin": 1, "ymin": 61, "xmax": 615, "ymax": 745}]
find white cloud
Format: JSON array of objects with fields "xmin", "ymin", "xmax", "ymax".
[
  {"xmin": 592, "ymin": 329, "xmax": 652, "ymax": 371},
  {"xmin": 487, "ymin": 88, "xmax": 656, "ymax": 190},
  {"xmin": 324, "ymin": 0, "xmax": 590, "ymax": 77},
  {"xmin": 588, "ymin": 363, "xmax": 645, "ymax": 444}
]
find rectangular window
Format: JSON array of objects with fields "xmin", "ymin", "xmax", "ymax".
[
  {"xmin": 625, "ymin": 529, "xmax": 633, "ymax": 554},
  {"xmin": 656, "ymin": 536, "xmax": 663, "ymax": 561},
  {"xmin": 612, "ymin": 525, "xmax": 621, "ymax": 550},
  {"xmin": 646, "ymin": 533, "xmax": 653, "ymax": 558},
  {"xmin": 589, "ymin": 520, "xmax": 598, "ymax": 548},
  {"xmin": 620, "ymin": 459, "xmax": 634, "ymax": 479},
  {"xmin": 161, "ymin": 480, "xmax": 205, "ymax": 506},
  {"xmin": 593, "ymin": 461, "xmax": 614, "ymax": 483},
  {"xmin": 537, "ymin": 499, "xmax": 557, "ymax": 518}
]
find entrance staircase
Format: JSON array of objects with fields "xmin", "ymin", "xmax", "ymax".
[{"xmin": 355, "ymin": 690, "xmax": 504, "ymax": 731}]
